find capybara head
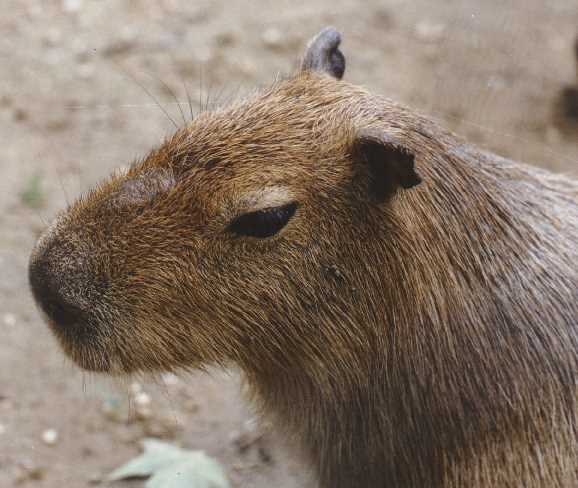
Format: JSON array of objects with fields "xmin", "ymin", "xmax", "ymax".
[{"xmin": 29, "ymin": 28, "xmax": 422, "ymax": 376}]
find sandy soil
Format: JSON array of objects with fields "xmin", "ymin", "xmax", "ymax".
[{"xmin": 1, "ymin": 1, "xmax": 577, "ymax": 487}]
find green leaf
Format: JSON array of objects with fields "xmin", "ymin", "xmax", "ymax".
[
  {"xmin": 108, "ymin": 439, "xmax": 187, "ymax": 480},
  {"xmin": 108, "ymin": 439, "xmax": 230, "ymax": 488},
  {"xmin": 148, "ymin": 453, "xmax": 230, "ymax": 488},
  {"xmin": 20, "ymin": 173, "xmax": 45, "ymax": 209}
]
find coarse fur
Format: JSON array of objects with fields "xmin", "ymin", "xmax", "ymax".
[{"xmin": 29, "ymin": 29, "xmax": 578, "ymax": 487}]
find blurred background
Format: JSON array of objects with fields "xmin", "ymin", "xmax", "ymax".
[{"xmin": 1, "ymin": 1, "xmax": 577, "ymax": 487}]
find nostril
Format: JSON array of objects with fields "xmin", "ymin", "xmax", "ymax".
[
  {"xmin": 38, "ymin": 287, "xmax": 86, "ymax": 328},
  {"xmin": 29, "ymin": 257, "xmax": 86, "ymax": 328}
]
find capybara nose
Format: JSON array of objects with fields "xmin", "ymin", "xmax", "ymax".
[{"xmin": 28, "ymin": 253, "xmax": 87, "ymax": 329}]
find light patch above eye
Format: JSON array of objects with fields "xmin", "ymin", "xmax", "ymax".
[{"xmin": 236, "ymin": 186, "xmax": 296, "ymax": 215}]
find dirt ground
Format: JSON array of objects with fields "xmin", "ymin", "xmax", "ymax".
[{"xmin": 1, "ymin": 1, "xmax": 577, "ymax": 487}]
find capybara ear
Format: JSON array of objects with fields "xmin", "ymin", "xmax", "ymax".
[
  {"xmin": 300, "ymin": 27, "xmax": 345, "ymax": 80},
  {"xmin": 353, "ymin": 128, "xmax": 422, "ymax": 201}
]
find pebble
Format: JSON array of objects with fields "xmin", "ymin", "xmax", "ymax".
[
  {"xmin": 129, "ymin": 382, "xmax": 142, "ymax": 395},
  {"xmin": 161, "ymin": 372, "xmax": 181, "ymax": 386},
  {"xmin": 134, "ymin": 391, "xmax": 151, "ymax": 407},
  {"xmin": 262, "ymin": 28, "xmax": 283, "ymax": 49},
  {"xmin": 42, "ymin": 429, "xmax": 59, "ymax": 445},
  {"xmin": 486, "ymin": 75, "xmax": 506, "ymax": 90},
  {"xmin": 62, "ymin": 0, "xmax": 83, "ymax": 13},
  {"xmin": 15, "ymin": 462, "xmax": 46, "ymax": 482},
  {"xmin": 3, "ymin": 313, "xmax": 16, "ymax": 327},
  {"xmin": 100, "ymin": 26, "xmax": 138, "ymax": 57},
  {"xmin": 0, "ymin": 424, "xmax": 6, "ymax": 435},
  {"xmin": 13, "ymin": 108, "xmax": 28, "ymax": 122},
  {"xmin": 134, "ymin": 391, "xmax": 153, "ymax": 420},
  {"xmin": 414, "ymin": 21, "xmax": 446, "ymax": 42},
  {"xmin": 214, "ymin": 31, "xmax": 235, "ymax": 48},
  {"xmin": 135, "ymin": 405, "xmax": 152, "ymax": 420}
]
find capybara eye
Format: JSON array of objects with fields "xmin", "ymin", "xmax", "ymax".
[{"xmin": 228, "ymin": 202, "xmax": 297, "ymax": 238}]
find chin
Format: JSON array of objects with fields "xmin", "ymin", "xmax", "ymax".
[{"xmin": 46, "ymin": 324, "xmax": 114, "ymax": 373}]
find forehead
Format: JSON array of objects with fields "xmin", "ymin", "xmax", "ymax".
[{"xmin": 135, "ymin": 77, "xmax": 356, "ymax": 182}]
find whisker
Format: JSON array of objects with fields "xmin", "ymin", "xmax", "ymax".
[
  {"xmin": 110, "ymin": 60, "xmax": 179, "ymax": 130},
  {"xmin": 66, "ymin": 102, "xmax": 192, "ymax": 110},
  {"xmin": 147, "ymin": 72, "xmax": 187, "ymax": 127},
  {"xmin": 182, "ymin": 79, "xmax": 195, "ymax": 123},
  {"xmin": 199, "ymin": 64, "xmax": 205, "ymax": 113},
  {"xmin": 55, "ymin": 168, "xmax": 71, "ymax": 208}
]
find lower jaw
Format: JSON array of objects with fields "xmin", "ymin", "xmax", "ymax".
[
  {"xmin": 66, "ymin": 345, "xmax": 113, "ymax": 373},
  {"xmin": 48, "ymin": 327, "xmax": 114, "ymax": 373}
]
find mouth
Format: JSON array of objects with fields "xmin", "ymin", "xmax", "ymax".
[{"xmin": 37, "ymin": 307, "xmax": 114, "ymax": 373}]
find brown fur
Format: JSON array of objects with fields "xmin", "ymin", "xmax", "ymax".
[{"xmin": 29, "ymin": 31, "xmax": 578, "ymax": 487}]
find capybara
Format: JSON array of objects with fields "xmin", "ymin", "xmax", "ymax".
[{"xmin": 29, "ymin": 28, "xmax": 578, "ymax": 487}]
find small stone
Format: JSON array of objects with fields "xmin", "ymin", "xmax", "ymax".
[
  {"xmin": 134, "ymin": 391, "xmax": 151, "ymax": 407},
  {"xmin": 101, "ymin": 26, "xmax": 137, "ymax": 57},
  {"xmin": 486, "ymin": 75, "xmax": 506, "ymax": 90},
  {"xmin": 161, "ymin": 372, "xmax": 181, "ymax": 386},
  {"xmin": 415, "ymin": 21, "xmax": 446, "ymax": 42},
  {"xmin": 62, "ymin": 0, "xmax": 83, "ymax": 13},
  {"xmin": 27, "ymin": 466, "xmax": 46, "ymax": 481},
  {"xmin": 101, "ymin": 39, "xmax": 135, "ymax": 57},
  {"xmin": 42, "ymin": 429, "xmax": 59, "ymax": 446},
  {"xmin": 45, "ymin": 117, "xmax": 70, "ymax": 132},
  {"xmin": 262, "ymin": 28, "xmax": 283, "ymax": 48},
  {"xmin": 0, "ymin": 424, "xmax": 6, "ymax": 435},
  {"xmin": 15, "ymin": 462, "xmax": 46, "ymax": 482},
  {"xmin": 215, "ymin": 31, "xmax": 235, "ymax": 48},
  {"xmin": 135, "ymin": 405, "xmax": 152, "ymax": 421},
  {"xmin": 13, "ymin": 108, "xmax": 28, "ymax": 122},
  {"xmin": 3, "ymin": 313, "xmax": 16, "ymax": 327},
  {"xmin": 81, "ymin": 446, "xmax": 94, "ymax": 457}
]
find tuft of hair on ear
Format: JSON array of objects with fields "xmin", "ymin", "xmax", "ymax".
[
  {"xmin": 353, "ymin": 128, "xmax": 422, "ymax": 201},
  {"xmin": 300, "ymin": 27, "xmax": 345, "ymax": 80}
]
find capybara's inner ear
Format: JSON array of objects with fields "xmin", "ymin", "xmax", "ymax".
[{"xmin": 354, "ymin": 128, "xmax": 422, "ymax": 201}]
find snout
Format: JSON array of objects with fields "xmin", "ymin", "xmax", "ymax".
[
  {"xmin": 28, "ymin": 225, "xmax": 101, "ymax": 336},
  {"xmin": 28, "ymin": 230, "xmax": 115, "ymax": 372},
  {"xmin": 28, "ymin": 251, "xmax": 88, "ymax": 329}
]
